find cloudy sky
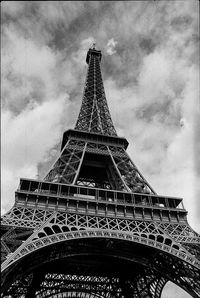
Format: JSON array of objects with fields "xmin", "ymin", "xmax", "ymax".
[{"xmin": 1, "ymin": 1, "xmax": 199, "ymax": 297}]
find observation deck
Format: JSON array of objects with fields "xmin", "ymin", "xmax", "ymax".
[{"xmin": 13, "ymin": 178, "xmax": 187, "ymax": 224}]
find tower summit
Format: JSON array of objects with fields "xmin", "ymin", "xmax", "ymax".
[
  {"xmin": 76, "ymin": 44, "xmax": 116, "ymax": 135},
  {"xmin": 1, "ymin": 47, "xmax": 200, "ymax": 298}
]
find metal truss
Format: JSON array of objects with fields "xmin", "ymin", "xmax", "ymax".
[
  {"xmin": 43, "ymin": 44, "xmax": 156, "ymax": 194},
  {"xmin": 75, "ymin": 48, "xmax": 117, "ymax": 136},
  {"xmin": 2, "ymin": 212, "xmax": 199, "ymax": 272},
  {"xmin": 157, "ymin": 222, "xmax": 200, "ymax": 242},
  {"xmin": 2, "ymin": 206, "xmax": 199, "ymax": 246},
  {"xmin": 1, "ymin": 208, "xmax": 199, "ymax": 297},
  {"xmin": 33, "ymin": 274, "xmax": 123, "ymax": 298},
  {"xmin": 0, "ymin": 203, "xmax": 185, "ymax": 235},
  {"xmin": 1, "ymin": 46, "xmax": 200, "ymax": 298},
  {"xmin": 108, "ymin": 145, "xmax": 156, "ymax": 194},
  {"xmin": 43, "ymin": 136, "xmax": 156, "ymax": 195},
  {"xmin": 44, "ymin": 140, "xmax": 86, "ymax": 184},
  {"xmin": 156, "ymin": 222, "xmax": 200, "ymax": 259},
  {"xmin": 1, "ymin": 224, "xmax": 200, "ymax": 297},
  {"xmin": 3, "ymin": 272, "xmax": 167, "ymax": 298}
]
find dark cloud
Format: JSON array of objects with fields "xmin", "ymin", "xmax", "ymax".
[
  {"xmin": 1, "ymin": 2, "xmax": 199, "ymax": 296},
  {"xmin": 171, "ymin": 15, "xmax": 193, "ymax": 32},
  {"xmin": 139, "ymin": 37, "xmax": 157, "ymax": 55}
]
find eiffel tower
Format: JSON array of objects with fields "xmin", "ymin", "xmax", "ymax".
[{"xmin": 1, "ymin": 44, "xmax": 200, "ymax": 298}]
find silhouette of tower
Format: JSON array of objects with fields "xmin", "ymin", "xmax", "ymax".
[{"xmin": 1, "ymin": 45, "xmax": 200, "ymax": 298}]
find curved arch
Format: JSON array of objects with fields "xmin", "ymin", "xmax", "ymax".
[
  {"xmin": 157, "ymin": 235, "xmax": 164, "ymax": 243},
  {"xmin": 1, "ymin": 229, "xmax": 200, "ymax": 298},
  {"xmin": 2, "ymin": 229, "xmax": 199, "ymax": 273},
  {"xmin": 164, "ymin": 238, "xmax": 172, "ymax": 246},
  {"xmin": 149, "ymin": 234, "xmax": 155, "ymax": 241},
  {"xmin": 52, "ymin": 225, "xmax": 62, "ymax": 234},
  {"xmin": 172, "ymin": 244, "xmax": 180, "ymax": 250},
  {"xmin": 62, "ymin": 226, "xmax": 70, "ymax": 232},
  {"xmin": 141, "ymin": 233, "xmax": 147, "ymax": 238},
  {"xmin": 71, "ymin": 227, "xmax": 78, "ymax": 231},
  {"xmin": 38, "ymin": 232, "xmax": 46, "ymax": 238},
  {"xmin": 1, "ymin": 234, "xmax": 198, "ymax": 297},
  {"xmin": 43, "ymin": 226, "xmax": 54, "ymax": 236}
]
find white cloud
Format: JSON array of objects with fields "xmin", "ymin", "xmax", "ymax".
[
  {"xmin": 72, "ymin": 37, "xmax": 95, "ymax": 66},
  {"xmin": 1, "ymin": 29, "xmax": 97, "ymax": 215},
  {"xmin": 38, "ymin": 2, "xmax": 85, "ymax": 28},
  {"xmin": 138, "ymin": 51, "xmax": 174, "ymax": 103},
  {"xmin": 105, "ymin": 45, "xmax": 199, "ymax": 233},
  {"xmin": 162, "ymin": 282, "xmax": 191, "ymax": 298},
  {"xmin": 106, "ymin": 38, "xmax": 118, "ymax": 55},
  {"xmin": 2, "ymin": 26, "xmax": 57, "ymax": 103},
  {"xmin": 1, "ymin": 1, "xmax": 26, "ymax": 17},
  {"xmin": 1, "ymin": 2, "xmax": 199, "ymax": 296},
  {"xmin": 1, "ymin": 97, "xmax": 67, "ymax": 213}
]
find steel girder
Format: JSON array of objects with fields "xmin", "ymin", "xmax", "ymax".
[
  {"xmin": 43, "ymin": 137, "xmax": 155, "ymax": 195},
  {"xmin": 1, "ymin": 232, "xmax": 200, "ymax": 298},
  {"xmin": 2, "ymin": 272, "xmax": 167, "ymax": 298},
  {"xmin": 1, "ymin": 208, "xmax": 200, "ymax": 297},
  {"xmin": 75, "ymin": 52, "xmax": 117, "ymax": 136},
  {"xmin": 1, "ymin": 47, "xmax": 200, "ymax": 298},
  {"xmin": 1, "ymin": 203, "xmax": 200, "ymax": 263}
]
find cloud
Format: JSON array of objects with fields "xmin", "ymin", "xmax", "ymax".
[
  {"xmin": 105, "ymin": 38, "xmax": 199, "ymax": 233},
  {"xmin": 106, "ymin": 38, "xmax": 117, "ymax": 55},
  {"xmin": 1, "ymin": 1, "xmax": 26, "ymax": 18},
  {"xmin": 1, "ymin": 22, "xmax": 96, "ymax": 215},
  {"xmin": 1, "ymin": 2, "xmax": 199, "ymax": 297},
  {"xmin": 1, "ymin": 97, "xmax": 67, "ymax": 213},
  {"xmin": 138, "ymin": 51, "xmax": 174, "ymax": 104},
  {"xmin": 72, "ymin": 37, "xmax": 95, "ymax": 66},
  {"xmin": 162, "ymin": 282, "xmax": 191, "ymax": 298},
  {"xmin": 2, "ymin": 25, "xmax": 58, "ymax": 113}
]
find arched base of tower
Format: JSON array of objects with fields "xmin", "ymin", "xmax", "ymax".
[{"xmin": 2, "ymin": 237, "xmax": 199, "ymax": 298}]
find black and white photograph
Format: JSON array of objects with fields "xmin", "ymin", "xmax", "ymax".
[{"xmin": 1, "ymin": 1, "xmax": 200, "ymax": 297}]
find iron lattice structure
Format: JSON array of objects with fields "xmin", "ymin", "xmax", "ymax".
[{"xmin": 1, "ymin": 46, "xmax": 200, "ymax": 298}]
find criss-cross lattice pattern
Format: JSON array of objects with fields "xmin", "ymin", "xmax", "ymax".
[
  {"xmin": 2, "ymin": 210, "xmax": 199, "ymax": 273},
  {"xmin": 1, "ymin": 47, "xmax": 200, "ymax": 298},
  {"xmin": 157, "ymin": 222, "xmax": 200, "ymax": 260},
  {"xmin": 2, "ymin": 272, "xmax": 167, "ymax": 298},
  {"xmin": 75, "ymin": 49, "xmax": 117, "ymax": 136},
  {"xmin": 44, "ymin": 140, "xmax": 86, "ymax": 184},
  {"xmin": 44, "ymin": 139, "xmax": 155, "ymax": 194}
]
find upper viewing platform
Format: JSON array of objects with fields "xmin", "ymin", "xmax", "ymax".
[{"xmin": 86, "ymin": 44, "xmax": 102, "ymax": 64}]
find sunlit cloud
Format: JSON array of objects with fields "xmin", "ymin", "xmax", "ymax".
[
  {"xmin": 2, "ymin": 0, "xmax": 199, "ymax": 228},
  {"xmin": 1, "ymin": 2, "xmax": 199, "ymax": 295},
  {"xmin": 106, "ymin": 38, "xmax": 118, "ymax": 55}
]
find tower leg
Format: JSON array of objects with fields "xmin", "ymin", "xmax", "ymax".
[
  {"xmin": 119, "ymin": 274, "xmax": 166, "ymax": 298},
  {"xmin": 24, "ymin": 271, "xmax": 44, "ymax": 298}
]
